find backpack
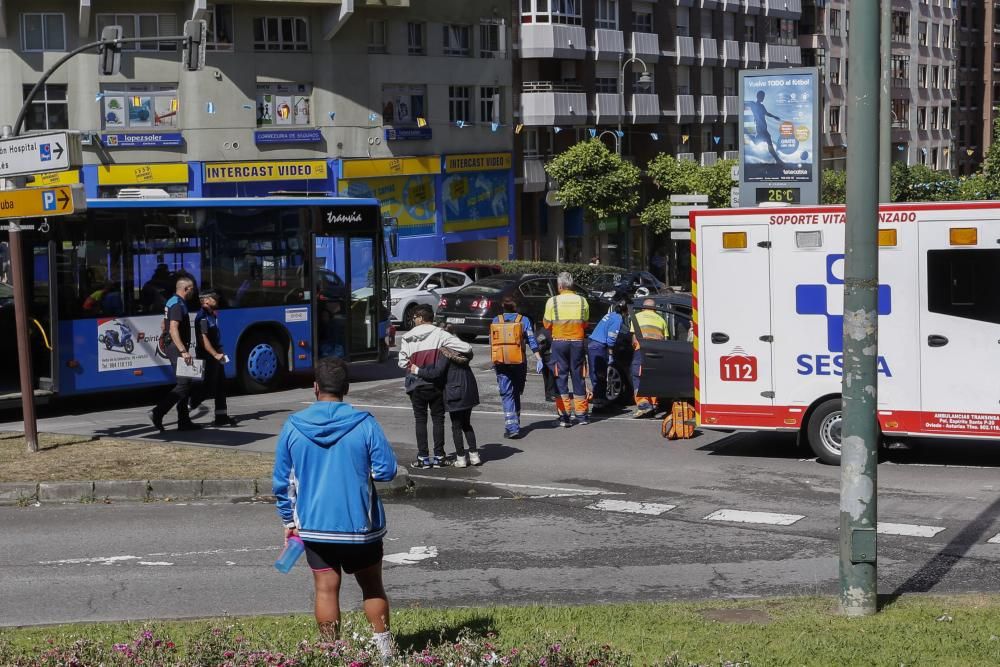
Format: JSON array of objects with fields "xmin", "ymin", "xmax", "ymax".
[
  {"xmin": 490, "ymin": 314, "xmax": 525, "ymax": 364},
  {"xmin": 661, "ymin": 401, "xmax": 697, "ymax": 440}
]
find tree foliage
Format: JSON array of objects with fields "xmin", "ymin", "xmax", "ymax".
[
  {"xmin": 638, "ymin": 199, "xmax": 673, "ymax": 235},
  {"xmin": 821, "ymin": 169, "xmax": 847, "ymax": 204},
  {"xmin": 544, "ymin": 139, "xmax": 641, "ymax": 220},
  {"xmin": 646, "ymin": 155, "xmax": 736, "ymax": 209}
]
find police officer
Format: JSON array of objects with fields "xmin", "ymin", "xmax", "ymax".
[
  {"xmin": 543, "ymin": 272, "xmax": 590, "ymax": 427},
  {"xmin": 148, "ymin": 276, "xmax": 200, "ymax": 431},
  {"xmin": 630, "ymin": 298, "xmax": 669, "ymax": 418},
  {"xmin": 490, "ymin": 296, "xmax": 544, "ymax": 439},
  {"xmin": 190, "ymin": 291, "xmax": 237, "ymax": 427},
  {"xmin": 587, "ymin": 299, "xmax": 628, "ymax": 409}
]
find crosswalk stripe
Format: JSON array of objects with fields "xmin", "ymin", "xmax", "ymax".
[
  {"xmin": 704, "ymin": 509, "xmax": 804, "ymax": 526},
  {"xmin": 877, "ymin": 523, "xmax": 946, "ymax": 538},
  {"xmin": 587, "ymin": 499, "xmax": 677, "ymax": 515}
]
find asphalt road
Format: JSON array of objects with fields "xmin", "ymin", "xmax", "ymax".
[{"xmin": 2, "ymin": 342, "xmax": 1000, "ymax": 626}]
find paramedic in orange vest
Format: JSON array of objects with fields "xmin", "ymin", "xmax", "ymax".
[
  {"xmin": 491, "ymin": 296, "xmax": 544, "ymax": 439},
  {"xmin": 543, "ymin": 272, "xmax": 590, "ymax": 427},
  {"xmin": 631, "ymin": 298, "xmax": 669, "ymax": 418}
]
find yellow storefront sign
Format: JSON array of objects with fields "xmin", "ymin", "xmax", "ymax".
[
  {"xmin": 26, "ymin": 171, "xmax": 81, "ymax": 188},
  {"xmin": 339, "ymin": 176, "xmax": 436, "ymax": 235},
  {"xmin": 204, "ymin": 160, "xmax": 328, "ymax": 183},
  {"xmin": 98, "ymin": 163, "xmax": 189, "ymax": 186},
  {"xmin": 341, "ymin": 156, "xmax": 440, "ymax": 179},
  {"xmin": 444, "ymin": 152, "xmax": 512, "ymax": 173}
]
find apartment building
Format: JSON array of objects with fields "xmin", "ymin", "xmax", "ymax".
[
  {"xmin": 4, "ymin": 0, "xmax": 514, "ymax": 261},
  {"xmin": 513, "ymin": 0, "xmax": 804, "ymax": 267},
  {"xmin": 955, "ymin": 0, "xmax": 987, "ymax": 175},
  {"xmin": 799, "ymin": 0, "xmax": 957, "ymax": 174}
]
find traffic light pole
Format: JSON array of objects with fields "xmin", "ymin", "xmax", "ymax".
[{"xmin": 840, "ymin": 0, "xmax": 882, "ymax": 617}]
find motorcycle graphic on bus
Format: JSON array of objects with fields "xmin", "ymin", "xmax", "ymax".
[{"xmin": 98, "ymin": 319, "xmax": 135, "ymax": 354}]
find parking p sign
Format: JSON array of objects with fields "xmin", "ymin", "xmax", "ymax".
[{"xmin": 42, "ymin": 190, "xmax": 57, "ymax": 211}]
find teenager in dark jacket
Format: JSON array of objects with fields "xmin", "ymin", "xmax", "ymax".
[{"xmin": 416, "ymin": 345, "xmax": 481, "ymax": 467}]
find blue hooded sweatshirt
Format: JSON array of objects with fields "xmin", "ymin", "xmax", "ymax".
[{"xmin": 273, "ymin": 401, "xmax": 397, "ymax": 544}]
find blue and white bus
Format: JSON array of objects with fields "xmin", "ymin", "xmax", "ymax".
[{"xmin": 0, "ymin": 195, "xmax": 395, "ymax": 403}]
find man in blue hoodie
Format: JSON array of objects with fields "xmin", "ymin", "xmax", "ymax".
[{"xmin": 273, "ymin": 356, "xmax": 398, "ymax": 659}]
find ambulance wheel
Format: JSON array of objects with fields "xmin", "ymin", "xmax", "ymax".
[
  {"xmin": 238, "ymin": 332, "xmax": 287, "ymax": 394},
  {"xmin": 806, "ymin": 398, "xmax": 843, "ymax": 465}
]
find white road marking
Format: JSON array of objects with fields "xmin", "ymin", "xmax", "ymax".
[
  {"xmin": 408, "ymin": 474, "xmax": 624, "ymax": 497},
  {"xmin": 39, "ymin": 555, "xmax": 141, "ymax": 566},
  {"xmin": 383, "ymin": 546, "xmax": 438, "ymax": 565},
  {"xmin": 587, "ymin": 499, "xmax": 677, "ymax": 515},
  {"xmin": 704, "ymin": 509, "xmax": 804, "ymax": 526},
  {"xmin": 988, "ymin": 533, "xmax": 1000, "ymax": 545},
  {"xmin": 138, "ymin": 561, "xmax": 174, "ymax": 566},
  {"xmin": 877, "ymin": 523, "xmax": 946, "ymax": 538}
]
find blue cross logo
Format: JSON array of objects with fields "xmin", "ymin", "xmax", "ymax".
[
  {"xmin": 795, "ymin": 254, "xmax": 891, "ymax": 353},
  {"xmin": 39, "ymin": 143, "xmax": 51, "ymax": 161}
]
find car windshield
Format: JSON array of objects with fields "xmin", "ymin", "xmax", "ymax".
[
  {"xmin": 457, "ymin": 278, "xmax": 512, "ymax": 295},
  {"xmin": 390, "ymin": 271, "xmax": 426, "ymax": 289}
]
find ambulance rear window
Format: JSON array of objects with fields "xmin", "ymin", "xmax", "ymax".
[{"xmin": 926, "ymin": 249, "xmax": 1000, "ymax": 325}]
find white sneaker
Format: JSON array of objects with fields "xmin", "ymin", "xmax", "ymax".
[
  {"xmin": 468, "ymin": 451, "xmax": 482, "ymax": 466},
  {"xmin": 453, "ymin": 454, "xmax": 468, "ymax": 468}
]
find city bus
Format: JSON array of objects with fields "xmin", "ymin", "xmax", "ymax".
[{"xmin": 0, "ymin": 195, "xmax": 395, "ymax": 405}]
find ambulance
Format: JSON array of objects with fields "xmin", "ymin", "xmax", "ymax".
[{"xmin": 690, "ymin": 202, "xmax": 1000, "ymax": 464}]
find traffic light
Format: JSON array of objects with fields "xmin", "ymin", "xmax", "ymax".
[
  {"xmin": 183, "ymin": 19, "xmax": 207, "ymax": 71},
  {"xmin": 98, "ymin": 26, "xmax": 123, "ymax": 76}
]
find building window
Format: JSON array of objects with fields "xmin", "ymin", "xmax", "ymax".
[
  {"xmin": 766, "ymin": 18, "xmax": 798, "ymax": 46},
  {"xmin": 941, "ymin": 106, "xmax": 950, "ymax": 129},
  {"xmin": 22, "ymin": 84, "xmax": 68, "ymax": 131},
  {"xmin": 479, "ymin": 21, "xmax": 505, "ymax": 58},
  {"xmin": 829, "ymin": 57, "xmax": 841, "ymax": 85},
  {"xmin": 443, "ymin": 24, "xmax": 471, "ymax": 56},
  {"xmin": 891, "ymin": 55, "xmax": 909, "ymax": 87},
  {"xmin": 942, "ymin": 67, "xmax": 951, "ymax": 89},
  {"xmin": 743, "ymin": 16, "xmax": 755, "ymax": 42},
  {"xmin": 942, "ymin": 25, "xmax": 951, "ymax": 48},
  {"xmin": 252, "ymin": 16, "xmax": 309, "ymax": 51},
  {"xmin": 96, "ymin": 13, "xmax": 179, "ymax": 51},
  {"xmin": 21, "ymin": 13, "xmax": 65, "ymax": 52},
  {"xmin": 917, "ymin": 64, "xmax": 927, "ymax": 87},
  {"xmin": 448, "ymin": 85, "xmax": 472, "ymax": 123},
  {"xmin": 205, "ymin": 5, "xmax": 233, "ymax": 51},
  {"xmin": 367, "ymin": 20, "xmax": 387, "ymax": 53},
  {"xmin": 677, "ymin": 8, "xmax": 690, "ymax": 37},
  {"xmin": 917, "ymin": 21, "xmax": 927, "ymax": 46},
  {"xmin": 407, "ymin": 22, "xmax": 426, "ymax": 55},
  {"xmin": 382, "ymin": 84, "xmax": 426, "ymax": 125},
  {"xmin": 633, "ymin": 10, "xmax": 653, "ymax": 33},
  {"xmin": 256, "ymin": 83, "xmax": 312, "ymax": 127},
  {"xmin": 917, "ymin": 106, "xmax": 927, "ymax": 130},
  {"xmin": 100, "ymin": 84, "xmax": 178, "ymax": 130},
  {"xmin": 829, "ymin": 106, "xmax": 841, "ymax": 133},
  {"xmin": 480, "ymin": 86, "xmax": 501, "ymax": 124},
  {"xmin": 595, "ymin": 77, "xmax": 617, "ymax": 94},
  {"xmin": 891, "ymin": 11, "xmax": 909, "ymax": 41},
  {"xmin": 523, "ymin": 128, "xmax": 540, "ymax": 157},
  {"xmin": 931, "ymin": 65, "xmax": 940, "ymax": 88},
  {"xmin": 595, "ymin": 0, "xmax": 618, "ymax": 30},
  {"xmin": 829, "ymin": 10, "xmax": 842, "ymax": 37},
  {"xmin": 930, "ymin": 107, "xmax": 938, "ymax": 129},
  {"xmin": 930, "ymin": 23, "xmax": 939, "ymax": 47},
  {"xmin": 891, "ymin": 100, "xmax": 909, "ymax": 128}
]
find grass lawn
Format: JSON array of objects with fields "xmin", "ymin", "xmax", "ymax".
[
  {"xmin": 3, "ymin": 596, "xmax": 1000, "ymax": 665},
  {"xmin": 0, "ymin": 432, "xmax": 274, "ymax": 483}
]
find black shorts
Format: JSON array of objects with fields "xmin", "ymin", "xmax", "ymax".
[{"xmin": 303, "ymin": 539, "xmax": 383, "ymax": 574}]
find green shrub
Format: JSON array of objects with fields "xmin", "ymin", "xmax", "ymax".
[{"xmin": 388, "ymin": 260, "xmax": 627, "ymax": 289}]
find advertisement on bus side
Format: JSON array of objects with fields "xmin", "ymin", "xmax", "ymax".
[{"xmin": 96, "ymin": 315, "xmax": 193, "ymax": 372}]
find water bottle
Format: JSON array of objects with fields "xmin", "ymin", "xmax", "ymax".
[{"xmin": 274, "ymin": 536, "xmax": 304, "ymax": 573}]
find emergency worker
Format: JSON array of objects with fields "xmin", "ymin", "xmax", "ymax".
[
  {"xmin": 490, "ymin": 296, "xmax": 544, "ymax": 438},
  {"xmin": 630, "ymin": 298, "xmax": 669, "ymax": 418},
  {"xmin": 587, "ymin": 299, "xmax": 628, "ymax": 409},
  {"xmin": 543, "ymin": 272, "xmax": 590, "ymax": 427}
]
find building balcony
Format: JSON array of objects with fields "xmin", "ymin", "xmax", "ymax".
[
  {"xmin": 520, "ymin": 82, "xmax": 588, "ymax": 126},
  {"xmin": 701, "ymin": 152, "xmax": 718, "ymax": 166},
  {"xmin": 743, "ymin": 41, "xmax": 761, "ymax": 67},
  {"xmin": 699, "ymin": 37, "xmax": 719, "ymax": 65},
  {"xmin": 765, "ymin": 44, "xmax": 801, "ymax": 66},
  {"xmin": 724, "ymin": 150, "xmax": 740, "ymax": 160},
  {"xmin": 522, "ymin": 158, "xmax": 547, "ymax": 193},
  {"xmin": 702, "ymin": 0, "xmax": 721, "ymax": 9},
  {"xmin": 743, "ymin": 0, "xmax": 761, "ymax": 15},
  {"xmin": 631, "ymin": 31, "xmax": 660, "ymax": 62},
  {"xmin": 631, "ymin": 93, "xmax": 661, "ymax": 124},
  {"xmin": 764, "ymin": 0, "xmax": 802, "ymax": 19},
  {"xmin": 520, "ymin": 24, "xmax": 587, "ymax": 59},
  {"xmin": 720, "ymin": 39, "xmax": 740, "ymax": 67},
  {"xmin": 676, "ymin": 94, "xmax": 696, "ymax": 122},
  {"xmin": 594, "ymin": 28, "xmax": 625, "ymax": 60},
  {"xmin": 700, "ymin": 95, "xmax": 719, "ymax": 122},
  {"xmin": 676, "ymin": 36, "xmax": 695, "ymax": 64},
  {"xmin": 678, "ymin": 152, "xmax": 696, "ymax": 162},
  {"xmin": 720, "ymin": 0, "xmax": 740, "ymax": 11},
  {"xmin": 721, "ymin": 95, "xmax": 741, "ymax": 120},
  {"xmin": 595, "ymin": 93, "xmax": 624, "ymax": 124},
  {"xmin": 677, "ymin": 0, "xmax": 695, "ymax": 6}
]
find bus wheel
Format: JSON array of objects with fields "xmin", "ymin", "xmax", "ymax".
[
  {"xmin": 239, "ymin": 333, "xmax": 287, "ymax": 394},
  {"xmin": 806, "ymin": 398, "xmax": 843, "ymax": 465}
]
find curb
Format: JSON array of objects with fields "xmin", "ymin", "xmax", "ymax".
[{"xmin": 0, "ymin": 465, "xmax": 412, "ymax": 506}]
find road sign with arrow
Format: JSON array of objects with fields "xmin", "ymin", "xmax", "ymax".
[
  {"xmin": 0, "ymin": 132, "xmax": 82, "ymax": 178},
  {"xmin": 0, "ymin": 185, "xmax": 85, "ymax": 220}
]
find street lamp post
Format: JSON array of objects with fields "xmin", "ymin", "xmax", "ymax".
[{"xmin": 615, "ymin": 54, "xmax": 654, "ymax": 156}]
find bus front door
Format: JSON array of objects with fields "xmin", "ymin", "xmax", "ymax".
[
  {"xmin": 0, "ymin": 236, "xmax": 55, "ymax": 401},
  {"xmin": 312, "ymin": 235, "xmax": 379, "ymax": 363}
]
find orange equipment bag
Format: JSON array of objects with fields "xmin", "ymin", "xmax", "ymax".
[
  {"xmin": 490, "ymin": 314, "xmax": 525, "ymax": 364},
  {"xmin": 661, "ymin": 401, "xmax": 696, "ymax": 440}
]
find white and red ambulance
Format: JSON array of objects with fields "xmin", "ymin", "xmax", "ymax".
[{"xmin": 690, "ymin": 202, "xmax": 1000, "ymax": 464}]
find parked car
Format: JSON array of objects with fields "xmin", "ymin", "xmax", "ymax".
[
  {"xmin": 390, "ymin": 268, "xmax": 471, "ymax": 329},
  {"xmin": 434, "ymin": 262, "xmax": 503, "ymax": 283},
  {"xmin": 434, "ymin": 273, "xmax": 603, "ymax": 342},
  {"xmin": 586, "ymin": 271, "xmax": 667, "ymax": 301},
  {"xmin": 603, "ymin": 293, "xmax": 694, "ymax": 406}
]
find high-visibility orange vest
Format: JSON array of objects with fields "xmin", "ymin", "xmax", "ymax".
[{"xmin": 490, "ymin": 314, "xmax": 525, "ymax": 364}]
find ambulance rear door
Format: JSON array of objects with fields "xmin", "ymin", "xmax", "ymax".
[
  {"xmin": 697, "ymin": 220, "xmax": 774, "ymax": 423},
  {"xmin": 918, "ymin": 217, "xmax": 1000, "ymax": 428}
]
